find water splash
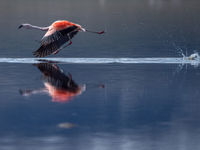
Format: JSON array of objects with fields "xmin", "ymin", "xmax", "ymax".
[
  {"xmin": 174, "ymin": 44, "xmax": 200, "ymax": 61},
  {"xmin": 187, "ymin": 52, "xmax": 199, "ymax": 60}
]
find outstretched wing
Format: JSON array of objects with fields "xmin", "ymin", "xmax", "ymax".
[{"xmin": 33, "ymin": 25, "xmax": 79, "ymax": 57}]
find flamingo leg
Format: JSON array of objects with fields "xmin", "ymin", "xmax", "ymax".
[{"xmin": 53, "ymin": 49, "xmax": 60, "ymax": 55}]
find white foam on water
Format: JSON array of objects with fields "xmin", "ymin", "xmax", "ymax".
[{"xmin": 0, "ymin": 57, "xmax": 199, "ymax": 64}]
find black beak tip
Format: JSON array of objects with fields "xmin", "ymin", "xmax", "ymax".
[{"xmin": 18, "ymin": 25, "xmax": 23, "ymax": 29}]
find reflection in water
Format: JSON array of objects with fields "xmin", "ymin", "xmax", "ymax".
[
  {"xmin": 1, "ymin": 63, "xmax": 200, "ymax": 150},
  {"xmin": 20, "ymin": 63, "xmax": 85, "ymax": 102}
]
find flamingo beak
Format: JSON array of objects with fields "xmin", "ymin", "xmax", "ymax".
[{"xmin": 18, "ymin": 25, "xmax": 23, "ymax": 29}]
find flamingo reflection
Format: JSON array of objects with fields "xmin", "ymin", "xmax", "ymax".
[{"xmin": 20, "ymin": 63, "xmax": 86, "ymax": 103}]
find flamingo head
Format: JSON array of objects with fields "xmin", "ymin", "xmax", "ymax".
[{"xmin": 18, "ymin": 24, "xmax": 33, "ymax": 29}]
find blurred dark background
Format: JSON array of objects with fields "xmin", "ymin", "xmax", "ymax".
[{"xmin": 0, "ymin": 0, "xmax": 200, "ymax": 58}]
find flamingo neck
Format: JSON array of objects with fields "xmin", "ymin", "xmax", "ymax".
[{"xmin": 19, "ymin": 24, "xmax": 49, "ymax": 31}]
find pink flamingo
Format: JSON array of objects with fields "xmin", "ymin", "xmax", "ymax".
[
  {"xmin": 18, "ymin": 20, "xmax": 104, "ymax": 57},
  {"xmin": 20, "ymin": 63, "xmax": 86, "ymax": 103}
]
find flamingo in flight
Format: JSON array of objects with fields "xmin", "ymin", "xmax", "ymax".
[{"xmin": 18, "ymin": 20, "xmax": 104, "ymax": 57}]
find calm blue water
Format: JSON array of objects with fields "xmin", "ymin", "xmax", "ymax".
[{"xmin": 0, "ymin": 0, "xmax": 200, "ymax": 150}]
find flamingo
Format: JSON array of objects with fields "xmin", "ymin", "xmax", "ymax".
[
  {"xmin": 18, "ymin": 20, "xmax": 104, "ymax": 57},
  {"xmin": 20, "ymin": 63, "xmax": 86, "ymax": 103}
]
